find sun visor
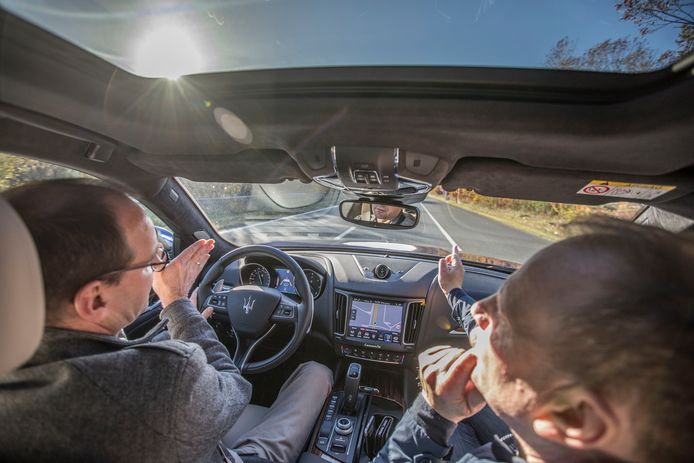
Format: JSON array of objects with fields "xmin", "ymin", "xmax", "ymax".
[
  {"xmin": 442, "ymin": 158, "xmax": 694, "ymax": 206},
  {"xmin": 129, "ymin": 150, "xmax": 311, "ymax": 183}
]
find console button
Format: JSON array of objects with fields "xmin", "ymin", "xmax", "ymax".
[
  {"xmin": 337, "ymin": 418, "xmax": 351, "ymax": 430},
  {"xmin": 331, "ymin": 434, "xmax": 349, "ymax": 452},
  {"xmin": 319, "ymin": 421, "xmax": 333, "ymax": 438}
]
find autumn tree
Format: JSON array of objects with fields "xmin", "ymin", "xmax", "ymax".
[
  {"xmin": 546, "ymin": 36, "xmax": 669, "ymax": 72},
  {"xmin": 547, "ymin": 0, "xmax": 693, "ymax": 72},
  {"xmin": 616, "ymin": 0, "xmax": 694, "ymax": 55}
]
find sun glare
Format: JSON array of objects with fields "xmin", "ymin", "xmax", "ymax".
[{"xmin": 133, "ymin": 25, "xmax": 203, "ymax": 79}]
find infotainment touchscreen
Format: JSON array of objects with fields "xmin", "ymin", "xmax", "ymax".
[{"xmin": 348, "ymin": 297, "xmax": 404, "ymax": 344}]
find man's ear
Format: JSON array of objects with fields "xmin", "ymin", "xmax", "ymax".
[
  {"xmin": 73, "ymin": 280, "xmax": 109, "ymax": 322},
  {"xmin": 532, "ymin": 388, "xmax": 617, "ymax": 450}
]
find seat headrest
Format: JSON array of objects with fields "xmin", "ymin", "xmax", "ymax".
[{"xmin": 0, "ymin": 196, "xmax": 44, "ymax": 374}]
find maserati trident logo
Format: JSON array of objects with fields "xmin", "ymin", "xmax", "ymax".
[{"xmin": 243, "ymin": 296, "xmax": 256, "ymax": 315}]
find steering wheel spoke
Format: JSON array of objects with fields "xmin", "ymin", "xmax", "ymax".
[{"xmin": 232, "ymin": 325, "xmax": 277, "ymax": 372}]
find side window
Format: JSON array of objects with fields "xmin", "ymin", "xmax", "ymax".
[
  {"xmin": 1, "ymin": 151, "xmax": 175, "ymax": 253},
  {"xmin": 0, "ymin": 152, "xmax": 93, "ymax": 191},
  {"xmin": 136, "ymin": 202, "xmax": 175, "ymax": 256}
]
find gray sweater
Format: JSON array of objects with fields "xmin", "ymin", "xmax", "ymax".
[{"xmin": 0, "ymin": 299, "xmax": 252, "ymax": 462}]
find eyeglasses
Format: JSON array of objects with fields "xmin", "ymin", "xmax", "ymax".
[{"xmin": 96, "ymin": 246, "xmax": 170, "ymax": 280}]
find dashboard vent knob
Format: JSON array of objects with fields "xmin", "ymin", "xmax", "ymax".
[{"xmin": 374, "ymin": 264, "xmax": 391, "ymax": 279}]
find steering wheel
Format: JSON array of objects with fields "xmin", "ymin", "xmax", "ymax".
[{"xmin": 197, "ymin": 245, "xmax": 313, "ymax": 374}]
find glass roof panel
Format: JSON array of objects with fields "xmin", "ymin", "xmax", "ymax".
[{"xmin": 1, "ymin": 0, "xmax": 691, "ymax": 78}]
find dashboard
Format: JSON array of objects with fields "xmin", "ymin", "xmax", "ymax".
[
  {"xmin": 239, "ymin": 261, "xmax": 324, "ymax": 298},
  {"xmin": 217, "ymin": 250, "xmax": 509, "ymax": 366},
  {"xmin": 201, "ymin": 247, "xmax": 512, "ymax": 451}
]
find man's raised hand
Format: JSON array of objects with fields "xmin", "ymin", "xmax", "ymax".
[
  {"xmin": 438, "ymin": 244, "xmax": 465, "ymax": 296},
  {"xmin": 153, "ymin": 239, "xmax": 215, "ymax": 308}
]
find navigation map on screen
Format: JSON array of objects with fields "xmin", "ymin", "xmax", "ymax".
[{"xmin": 348, "ymin": 298, "xmax": 403, "ymax": 343}]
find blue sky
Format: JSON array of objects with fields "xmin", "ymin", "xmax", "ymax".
[{"xmin": 1, "ymin": 0, "xmax": 685, "ymax": 75}]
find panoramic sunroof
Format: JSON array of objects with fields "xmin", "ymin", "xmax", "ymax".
[{"xmin": 1, "ymin": 0, "xmax": 691, "ymax": 78}]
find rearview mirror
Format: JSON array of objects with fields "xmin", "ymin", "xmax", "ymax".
[{"xmin": 339, "ymin": 200, "xmax": 420, "ymax": 229}]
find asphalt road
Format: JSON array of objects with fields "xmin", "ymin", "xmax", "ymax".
[{"xmin": 221, "ymin": 198, "xmax": 548, "ymax": 264}]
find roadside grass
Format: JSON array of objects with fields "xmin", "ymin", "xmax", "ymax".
[{"xmin": 430, "ymin": 190, "xmax": 642, "ymax": 242}]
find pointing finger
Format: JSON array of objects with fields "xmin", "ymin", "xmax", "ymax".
[{"xmin": 452, "ymin": 245, "xmax": 463, "ymax": 265}]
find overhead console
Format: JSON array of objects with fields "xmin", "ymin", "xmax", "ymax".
[{"xmin": 312, "ymin": 146, "xmax": 446, "ymax": 201}]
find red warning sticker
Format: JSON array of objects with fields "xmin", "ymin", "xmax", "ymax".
[{"xmin": 577, "ymin": 181, "xmax": 675, "ymax": 200}]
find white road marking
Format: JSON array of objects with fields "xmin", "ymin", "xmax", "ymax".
[
  {"xmin": 421, "ymin": 204, "xmax": 457, "ymax": 247},
  {"xmin": 219, "ymin": 205, "xmax": 337, "ymax": 234},
  {"xmin": 333, "ymin": 226, "xmax": 355, "ymax": 240}
]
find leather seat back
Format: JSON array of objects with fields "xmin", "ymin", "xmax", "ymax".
[{"xmin": 0, "ymin": 196, "xmax": 44, "ymax": 374}]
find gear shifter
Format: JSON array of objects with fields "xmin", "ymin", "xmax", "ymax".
[{"xmin": 343, "ymin": 362, "xmax": 362, "ymax": 414}]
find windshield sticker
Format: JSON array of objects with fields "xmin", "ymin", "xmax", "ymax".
[{"xmin": 577, "ymin": 180, "xmax": 675, "ymax": 201}]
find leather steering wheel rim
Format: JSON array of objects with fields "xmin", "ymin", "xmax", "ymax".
[{"xmin": 197, "ymin": 245, "xmax": 313, "ymax": 374}]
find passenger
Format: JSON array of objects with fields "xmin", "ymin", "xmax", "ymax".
[
  {"xmin": 375, "ymin": 221, "xmax": 694, "ymax": 463},
  {"xmin": 0, "ymin": 179, "xmax": 332, "ymax": 463}
]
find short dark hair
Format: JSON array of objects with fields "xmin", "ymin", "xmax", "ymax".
[
  {"xmin": 4, "ymin": 179, "xmax": 134, "ymax": 318},
  {"xmin": 511, "ymin": 219, "xmax": 694, "ymax": 462}
]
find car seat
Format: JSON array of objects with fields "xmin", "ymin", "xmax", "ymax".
[{"xmin": 0, "ymin": 196, "xmax": 44, "ymax": 374}]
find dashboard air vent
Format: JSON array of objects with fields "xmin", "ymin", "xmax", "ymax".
[
  {"xmin": 334, "ymin": 292, "xmax": 347, "ymax": 335},
  {"xmin": 403, "ymin": 302, "xmax": 425, "ymax": 345}
]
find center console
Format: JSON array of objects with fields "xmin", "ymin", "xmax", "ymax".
[
  {"xmin": 310, "ymin": 362, "xmax": 403, "ymax": 463},
  {"xmin": 309, "ymin": 291, "xmax": 423, "ymax": 461},
  {"xmin": 333, "ymin": 290, "xmax": 425, "ymax": 365}
]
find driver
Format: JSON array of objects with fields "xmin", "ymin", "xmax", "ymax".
[
  {"xmin": 0, "ymin": 179, "xmax": 332, "ymax": 463},
  {"xmin": 374, "ymin": 222, "xmax": 694, "ymax": 463}
]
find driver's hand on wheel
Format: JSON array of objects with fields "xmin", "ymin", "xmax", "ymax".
[
  {"xmin": 153, "ymin": 239, "xmax": 215, "ymax": 308},
  {"xmin": 190, "ymin": 287, "xmax": 214, "ymax": 320},
  {"xmin": 419, "ymin": 345, "xmax": 485, "ymax": 423},
  {"xmin": 438, "ymin": 244, "xmax": 465, "ymax": 296}
]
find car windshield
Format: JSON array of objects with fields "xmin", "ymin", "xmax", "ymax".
[
  {"xmin": 179, "ymin": 178, "xmax": 645, "ymax": 266},
  {"xmin": 0, "ymin": 0, "xmax": 691, "ymax": 77}
]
